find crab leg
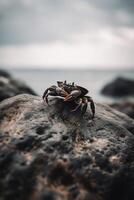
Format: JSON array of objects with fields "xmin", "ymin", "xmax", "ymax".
[
  {"xmin": 44, "ymin": 91, "xmax": 57, "ymax": 104},
  {"xmin": 42, "ymin": 88, "xmax": 49, "ymax": 100},
  {"xmin": 86, "ymin": 96, "xmax": 95, "ymax": 118},
  {"xmin": 81, "ymin": 98, "xmax": 88, "ymax": 115},
  {"xmin": 71, "ymin": 98, "xmax": 83, "ymax": 112}
]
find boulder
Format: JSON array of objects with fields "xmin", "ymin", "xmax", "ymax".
[
  {"xmin": 101, "ymin": 77, "xmax": 134, "ymax": 97},
  {"xmin": 0, "ymin": 94, "xmax": 134, "ymax": 200},
  {"xmin": 0, "ymin": 69, "xmax": 11, "ymax": 78},
  {"xmin": 0, "ymin": 69, "xmax": 37, "ymax": 102}
]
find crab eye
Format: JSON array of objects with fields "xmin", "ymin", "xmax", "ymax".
[{"xmin": 57, "ymin": 81, "xmax": 63, "ymax": 87}]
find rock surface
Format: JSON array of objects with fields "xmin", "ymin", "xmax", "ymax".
[
  {"xmin": 0, "ymin": 69, "xmax": 37, "ymax": 102},
  {"xmin": 0, "ymin": 94, "xmax": 134, "ymax": 200},
  {"xmin": 101, "ymin": 77, "xmax": 134, "ymax": 97},
  {"xmin": 110, "ymin": 99, "xmax": 134, "ymax": 119}
]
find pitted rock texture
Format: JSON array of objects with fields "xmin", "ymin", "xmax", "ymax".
[
  {"xmin": 0, "ymin": 94, "xmax": 134, "ymax": 200},
  {"xmin": 101, "ymin": 77, "xmax": 134, "ymax": 97},
  {"xmin": 0, "ymin": 69, "xmax": 37, "ymax": 102}
]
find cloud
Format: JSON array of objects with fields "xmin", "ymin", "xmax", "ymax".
[
  {"xmin": 0, "ymin": 0, "xmax": 134, "ymax": 68},
  {"xmin": 0, "ymin": 0, "xmax": 134, "ymax": 45},
  {"xmin": 0, "ymin": 32, "xmax": 134, "ymax": 68}
]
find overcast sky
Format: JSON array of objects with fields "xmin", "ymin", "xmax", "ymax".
[{"xmin": 0, "ymin": 0, "xmax": 134, "ymax": 69}]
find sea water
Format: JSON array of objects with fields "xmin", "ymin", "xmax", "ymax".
[{"xmin": 8, "ymin": 68, "xmax": 134, "ymax": 103}]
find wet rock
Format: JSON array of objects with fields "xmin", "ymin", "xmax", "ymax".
[
  {"xmin": 0, "ymin": 94, "xmax": 134, "ymax": 200},
  {"xmin": 101, "ymin": 77, "xmax": 134, "ymax": 97},
  {"xmin": 110, "ymin": 99, "xmax": 134, "ymax": 119},
  {"xmin": 0, "ymin": 69, "xmax": 37, "ymax": 102}
]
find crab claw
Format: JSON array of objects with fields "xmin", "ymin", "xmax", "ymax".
[
  {"xmin": 64, "ymin": 90, "xmax": 81, "ymax": 102},
  {"xmin": 56, "ymin": 87, "xmax": 68, "ymax": 97}
]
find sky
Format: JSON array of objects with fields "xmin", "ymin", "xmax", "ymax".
[{"xmin": 0, "ymin": 0, "xmax": 134, "ymax": 69}]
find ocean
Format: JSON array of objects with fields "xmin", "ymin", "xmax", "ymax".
[{"xmin": 8, "ymin": 68, "xmax": 134, "ymax": 103}]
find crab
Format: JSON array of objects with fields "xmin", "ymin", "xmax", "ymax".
[{"xmin": 42, "ymin": 81, "xmax": 95, "ymax": 118}]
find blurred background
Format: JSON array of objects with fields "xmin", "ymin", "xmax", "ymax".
[{"xmin": 0, "ymin": 0, "xmax": 134, "ymax": 102}]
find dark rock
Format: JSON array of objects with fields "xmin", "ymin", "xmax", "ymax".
[
  {"xmin": 0, "ymin": 94, "xmax": 134, "ymax": 200},
  {"xmin": 0, "ymin": 69, "xmax": 11, "ymax": 78},
  {"xmin": 110, "ymin": 99, "xmax": 134, "ymax": 119},
  {"xmin": 0, "ymin": 69, "xmax": 37, "ymax": 102},
  {"xmin": 101, "ymin": 77, "xmax": 134, "ymax": 97}
]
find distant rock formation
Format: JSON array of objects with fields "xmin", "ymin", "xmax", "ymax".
[
  {"xmin": 101, "ymin": 77, "xmax": 134, "ymax": 97},
  {"xmin": 0, "ymin": 94, "xmax": 134, "ymax": 200},
  {"xmin": 0, "ymin": 69, "xmax": 11, "ymax": 78},
  {"xmin": 0, "ymin": 69, "xmax": 37, "ymax": 102}
]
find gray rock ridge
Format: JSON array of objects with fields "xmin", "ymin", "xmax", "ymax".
[
  {"xmin": 0, "ymin": 94, "xmax": 134, "ymax": 200},
  {"xmin": 0, "ymin": 69, "xmax": 37, "ymax": 102},
  {"xmin": 110, "ymin": 99, "xmax": 134, "ymax": 119}
]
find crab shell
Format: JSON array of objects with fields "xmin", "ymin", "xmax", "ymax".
[{"xmin": 57, "ymin": 81, "xmax": 88, "ymax": 98}]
